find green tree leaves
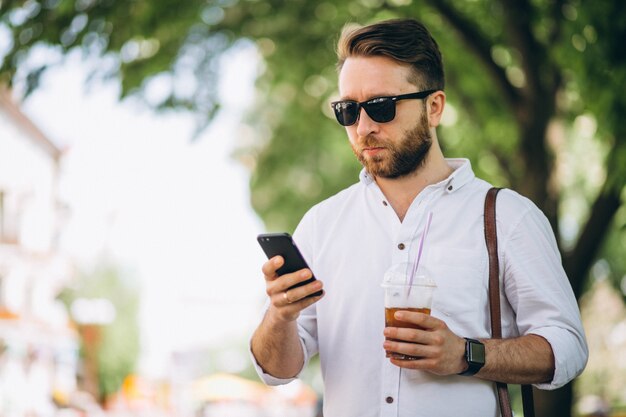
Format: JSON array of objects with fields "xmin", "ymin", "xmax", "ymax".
[{"xmin": 58, "ymin": 264, "xmax": 140, "ymax": 402}]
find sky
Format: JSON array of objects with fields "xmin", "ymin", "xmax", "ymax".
[{"xmin": 18, "ymin": 46, "xmax": 268, "ymax": 377}]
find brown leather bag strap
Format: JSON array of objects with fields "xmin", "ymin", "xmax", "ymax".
[
  {"xmin": 484, "ymin": 188, "xmax": 503, "ymax": 339},
  {"xmin": 522, "ymin": 384, "xmax": 535, "ymax": 417},
  {"xmin": 484, "ymin": 187, "xmax": 535, "ymax": 417}
]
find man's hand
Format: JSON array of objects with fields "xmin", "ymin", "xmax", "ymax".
[
  {"xmin": 382, "ymin": 310, "xmax": 467, "ymax": 375},
  {"xmin": 382, "ymin": 310, "xmax": 556, "ymax": 384},
  {"xmin": 262, "ymin": 255, "xmax": 324, "ymax": 323},
  {"xmin": 250, "ymin": 255, "xmax": 324, "ymax": 379}
]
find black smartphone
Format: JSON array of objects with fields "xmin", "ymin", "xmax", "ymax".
[{"xmin": 257, "ymin": 232, "xmax": 323, "ymax": 298}]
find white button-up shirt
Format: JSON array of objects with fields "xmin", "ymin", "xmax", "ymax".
[{"xmin": 252, "ymin": 159, "xmax": 588, "ymax": 417}]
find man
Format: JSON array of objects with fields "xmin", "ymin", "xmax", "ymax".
[{"xmin": 250, "ymin": 18, "xmax": 588, "ymax": 417}]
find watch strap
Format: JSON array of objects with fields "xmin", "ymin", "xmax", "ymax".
[{"xmin": 458, "ymin": 338, "xmax": 484, "ymax": 376}]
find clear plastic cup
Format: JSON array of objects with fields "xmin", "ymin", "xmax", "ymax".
[{"xmin": 382, "ymin": 263, "xmax": 436, "ymax": 360}]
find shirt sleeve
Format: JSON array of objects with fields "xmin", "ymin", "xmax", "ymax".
[
  {"xmin": 249, "ymin": 323, "xmax": 312, "ymax": 385},
  {"xmin": 499, "ymin": 193, "xmax": 588, "ymax": 390},
  {"xmin": 249, "ymin": 208, "xmax": 320, "ymax": 386}
]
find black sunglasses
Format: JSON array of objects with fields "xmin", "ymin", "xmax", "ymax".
[{"xmin": 331, "ymin": 90, "xmax": 437, "ymax": 126}]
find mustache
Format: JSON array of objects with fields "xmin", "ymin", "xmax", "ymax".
[{"xmin": 360, "ymin": 135, "xmax": 387, "ymax": 148}]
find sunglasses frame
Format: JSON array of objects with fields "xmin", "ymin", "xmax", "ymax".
[{"xmin": 331, "ymin": 89, "xmax": 438, "ymax": 126}]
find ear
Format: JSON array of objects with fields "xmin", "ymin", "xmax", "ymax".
[{"xmin": 427, "ymin": 90, "xmax": 446, "ymax": 128}]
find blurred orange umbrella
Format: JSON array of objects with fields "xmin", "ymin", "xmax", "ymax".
[{"xmin": 191, "ymin": 373, "xmax": 271, "ymax": 404}]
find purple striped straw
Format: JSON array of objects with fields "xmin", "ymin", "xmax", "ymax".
[{"xmin": 408, "ymin": 211, "xmax": 433, "ymax": 289}]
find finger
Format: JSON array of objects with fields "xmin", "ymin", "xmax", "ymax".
[
  {"xmin": 390, "ymin": 354, "xmax": 452, "ymax": 375},
  {"xmin": 384, "ymin": 327, "xmax": 429, "ymax": 344},
  {"xmin": 297, "ymin": 289, "xmax": 325, "ymax": 308},
  {"xmin": 270, "ymin": 269, "xmax": 314, "ymax": 294},
  {"xmin": 385, "ymin": 325, "xmax": 445, "ymax": 342},
  {"xmin": 283, "ymin": 279, "xmax": 323, "ymax": 304},
  {"xmin": 393, "ymin": 310, "xmax": 440, "ymax": 329},
  {"xmin": 270, "ymin": 290, "xmax": 324, "ymax": 322},
  {"xmin": 282, "ymin": 290, "xmax": 291, "ymax": 305},
  {"xmin": 281, "ymin": 288, "xmax": 325, "ymax": 307},
  {"xmin": 390, "ymin": 357, "xmax": 438, "ymax": 370},
  {"xmin": 265, "ymin": 271, "xmax": 300, "ymax": 299},
  {"xmin": 383, "ymin": 340, "xmax": 436, "ymax": 360},
  {"xmin": 261, "ymin": 256, "xmax": 284, "ymax": 280}
]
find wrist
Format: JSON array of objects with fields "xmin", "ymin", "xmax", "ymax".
[
  {"xmin": 456, "ymin": 336, "xmax": 469, "ymax": 374},
  {"xmin": 266, "ymin": 306, "xmax": 299, "ymax": 327}
]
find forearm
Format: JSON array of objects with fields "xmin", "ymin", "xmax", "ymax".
[
  {"xmin": 477, "ymin": 334, "xmax": 555, "ymax": 384},
  {"xmin": 251, "ymin": 309, "xmax": 305, "ymax": 379}
]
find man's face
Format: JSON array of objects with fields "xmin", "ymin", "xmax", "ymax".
[{"xmin": 338, "ymin": 56, "xmax": 432, "ymax": 179}]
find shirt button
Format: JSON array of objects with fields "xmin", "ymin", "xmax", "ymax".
[
  {"xmin": 382, "ymin": 200, "xmax": 388, "ymax": 206},
  {"xmin": 386, "ymin": 396, "xmax": 394, "ymax": 404},
  {"xmin": 447, "ymin": 185, "xmax": 453, "ymax": 191},
  {"xmin": 397, "ymin": 243, "xmax": 405, "ymax": 250}
]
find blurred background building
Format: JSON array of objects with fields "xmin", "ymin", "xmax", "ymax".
[
  {"xmin": 0, "ymin": 88, "xmax": 79, "ymax": 416},
  {"xmin": 0, "ymin": 75, "xmax": 318, "ymax": 417}
]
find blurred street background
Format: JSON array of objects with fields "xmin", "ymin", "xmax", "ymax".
[{"xmin": 0, "ymin": 1, "xmax": 625, "ymax": 416}]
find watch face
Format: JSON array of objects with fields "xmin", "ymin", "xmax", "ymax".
[{"xmin": 469, "ymin": 341, "xmax": 485, "ymax": 364}]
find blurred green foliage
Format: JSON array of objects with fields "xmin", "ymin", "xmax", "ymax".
[
  {"xmin": 58, "ymin": 264, "xmax": 140, "ymax": 402},
  {"xmin": 2, "ymin": 1, "xmax": 626, "ymax": 415}
]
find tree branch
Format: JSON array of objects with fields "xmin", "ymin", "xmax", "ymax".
[
  {"xmin": 563, "ymin": 114, "xmax": 626, "ymax": 298},
  {"xmin": 424, "ymin": 0, "xmax": 521, "ymax": 110},
  {"xmin": 500, "ymin": 0, "xmax": 547, "ymax": 97},
  {"xmin": 563, "ymin": 179, "xmax": 623, "ymax": 300},
  {"xmin": 547, "ymin": 0, "xmax": 566, "ymax": 46},
  {"xmin": 492, "ymin": 148, "xmax": 519, "ymax": 187}
]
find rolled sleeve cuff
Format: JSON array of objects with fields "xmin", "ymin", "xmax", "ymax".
[
  {"xmin": 530, "ymin": 327, "xmax": 588, "ymax": 390},
  {"xmin": 249, "ymin": 337, "xmax": 310, "ymax": 386}
]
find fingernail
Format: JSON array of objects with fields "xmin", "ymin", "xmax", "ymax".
[{"xmin": 300, "ymin": 270, "xmax": 310, "ymax": 278}]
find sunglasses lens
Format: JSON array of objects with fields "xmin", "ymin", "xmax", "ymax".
[
  {"xmin": 364, "ymin": 99, "xmax": 395, "ymax": 123},
  {"xmin": 332, "ymin": 97, "xmax": 399, "ymax": 126},
  {"xmin": 333, "ymin": 101, "xmax": 359, "ymax": 126}
]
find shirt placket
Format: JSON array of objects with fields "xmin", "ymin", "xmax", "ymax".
[
  {"xmin": 380, "ymin": 360, "xmax": 401, "ymax": 416},
  {"xmin": 379, "ymin": 191, "xmax": 434, "ymax": 417}
]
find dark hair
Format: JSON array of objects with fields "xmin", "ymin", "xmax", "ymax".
[{"xmin": 336, "ymin": 19, "xmax": 445, "ymax": 91}]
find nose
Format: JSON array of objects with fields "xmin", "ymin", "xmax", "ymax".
[{"xmin": 355, "ymin": 107, "xmax": 379, "ymax": 137}]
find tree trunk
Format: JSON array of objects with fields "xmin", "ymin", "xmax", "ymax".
[
  {"xmin": 563, "ymin": 187, "xmax": 623, "ymax": 299},
  {"xmin": 533, "ymin": 383, "xmax": 573, "ymax": 417},
  {"xmin": 422, "ymin": 4, "xmax": 624, "ymax": 417}
]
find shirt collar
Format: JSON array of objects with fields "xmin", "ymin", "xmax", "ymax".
[
  {"xmin": 359, "ymin": 168, "xmax": 375, "ymax": 185},
  {"xmin": 359, "ymin": 158, "xmax": 475, "ymax": 193},
  {"xmin": 441, "ymin": 158, "xmax": 474, "ymax": 194}
]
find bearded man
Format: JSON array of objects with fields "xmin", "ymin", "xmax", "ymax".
[{"xmin": 250, "ymin": 18, "xmax": 588, "ymax": 417}]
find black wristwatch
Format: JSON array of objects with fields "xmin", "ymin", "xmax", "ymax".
[{"xmin": 458, "ymin": 338, "xmax": 485, "ymax": 376}]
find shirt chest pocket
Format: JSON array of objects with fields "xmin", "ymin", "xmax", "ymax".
[{"xmin": 423, "ymin": 245, "xmax": 488, "ymax": 334}]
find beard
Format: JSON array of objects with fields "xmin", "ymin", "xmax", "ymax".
[{"xmin": 352, "ymin": 112, "xmax": 432, "ymax": 179}]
